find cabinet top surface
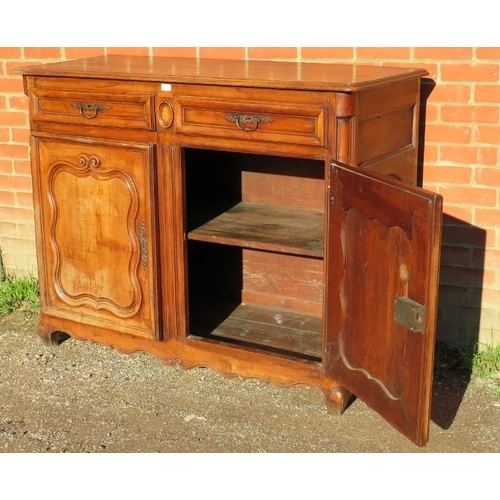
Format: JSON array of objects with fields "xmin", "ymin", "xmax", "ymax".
[{"xmin": 19, "ymin": 55, "xmax": 428, "ymax": 91}]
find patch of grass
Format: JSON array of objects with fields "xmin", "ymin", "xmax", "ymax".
[
  {"xmin": 435, "ymin": 339, "xmax": 500, "ymax": 396},
  {"xmin": 460, "ymin": 342, "xmax": 500, "ymax": 396},
  {"xmin": 0, "ymin": 273, "xmax": 41, "ymax": 314},
  {"xmin": 470, "ymin": 343, "xmax": 500, "ymax": 379}
]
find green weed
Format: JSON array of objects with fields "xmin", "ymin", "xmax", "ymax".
[
  {"xmin": 435, "ymin": 339, "xmax": 500, "ymax": 396},
  {"xmin": 461, "ymin": 342, "xmax": 500, "ymax": 395},
  {"xmin": 0, "ymin": 273, "xmax": 41, "ymax": 313},
  {"xmin": 471, "ymin": 343, "xmax": 500, "ymax": 379}
]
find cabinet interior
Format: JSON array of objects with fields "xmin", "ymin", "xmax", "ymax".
[{"xmin": 184, "ymin": 148, "xmax": 325, "ymax": 361}]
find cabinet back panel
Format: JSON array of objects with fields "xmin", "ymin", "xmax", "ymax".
[
  {"xmin": 188, "ymin": 243, "xmax": 323, "ymax": 318},
  {"xmin": 242, "ymin": 249, "xmax": 323, "ymax": 317},
  {"xmin": 184, "ymin": 148, "xmax": 324, "ymax": 214}
]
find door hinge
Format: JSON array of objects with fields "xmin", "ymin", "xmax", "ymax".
[{"xmin": 394, "ymin": 297, "xmax": 425, "ymax": 333}]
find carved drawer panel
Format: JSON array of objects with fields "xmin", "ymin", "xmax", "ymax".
[
  {"xmin": 175, "ymin": 91, "xmax": 328, "ymax": 147},
  {"xmin": 31, "ymin": 89, "xmax": 155, "ymax": 131}
]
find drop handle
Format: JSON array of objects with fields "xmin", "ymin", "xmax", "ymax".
[
  {"xmin": 226, "ymin": 113, "xmax": 272, "ymax": 132},
  {"xmin": 72, "ymin": 102, "xmax": 110, "ymax": 119}
]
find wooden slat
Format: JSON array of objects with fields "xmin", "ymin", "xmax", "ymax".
[
  {"xmin": 188, "ymin": 202, "xmax": 324, "ymax": 257},
  {"xmin": 190, "ymin": 303, "xmax": 322, "ymax": 360}
]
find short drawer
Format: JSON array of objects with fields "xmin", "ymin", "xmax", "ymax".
[
  {"xmin": 31, "ymin": 89, "xmax": 155, "ymax": 131},
  {"xmin": 175, "ymin": 94, "xmax": 327, "ymax": 147}
]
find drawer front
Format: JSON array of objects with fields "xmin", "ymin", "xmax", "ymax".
[
  {"xmin": 175, "ymin": 96, "xmax": 327, "ymax": 147},
  {"xmin": 31, "ymin": 89, "xmax": 155, "ymax": 131}
]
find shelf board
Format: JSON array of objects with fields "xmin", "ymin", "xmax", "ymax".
[
  {"xmin": 188, "ymin": 202, "xmax": 324, "ymax": 257},
  {"xmin": 189, "ymin": 302, "xmax": 322, "ymax": 361}
]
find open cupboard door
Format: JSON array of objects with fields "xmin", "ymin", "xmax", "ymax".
[{"xmin": 326, "ymin": 161, "xmax": 443, "ymax": 446}]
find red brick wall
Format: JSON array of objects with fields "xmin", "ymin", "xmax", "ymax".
[{"xmin": 1, "ymin": 47, "xmax": 498, "ymax": 346}]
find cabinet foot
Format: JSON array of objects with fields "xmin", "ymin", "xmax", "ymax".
[
  {"xmin": 38, "ymin": 324, "xmax": 69, "ymax": 347},
  {"xmin": 325, "ymin": 387, "xmax": 352, "ymax": 417}
]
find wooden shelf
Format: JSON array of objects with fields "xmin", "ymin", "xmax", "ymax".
[
  {"xmin": 188, "ymin": 202, "xmax": 324, "ymax": 257},
  {"xmin": 189, "ymin": 302, "xmax": 322, "ymax": 360}
]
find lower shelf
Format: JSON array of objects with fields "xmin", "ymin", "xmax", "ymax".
[{"xmin": 189, "ymin": 302, "xmax": 322, "ymax": 361}]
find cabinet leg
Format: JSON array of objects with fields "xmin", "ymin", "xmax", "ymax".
[
  {"xmin": 38, "ymin": 324, "xmax": 68, "ymax": 347},
  {"xmin": 325, "ymin": 387, "xmax": 352, "ymax": 417}
]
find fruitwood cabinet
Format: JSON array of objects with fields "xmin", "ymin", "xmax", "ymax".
[{"xmin": 20, "ymin": 56, "xmax": 442, "ymax": 446}]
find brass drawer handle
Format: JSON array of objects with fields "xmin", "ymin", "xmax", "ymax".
[
  {"xmin": 72, "ymin": 102, "xmax": 110, "ymax": 119},
  {"xmin": 226, "ymin": 113, "xmax": 272, "ymax": 132}
]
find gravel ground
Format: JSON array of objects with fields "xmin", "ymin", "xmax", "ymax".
[{"xmin": 1, "ymin": 311, "xmax": 499, "ymax": 454}]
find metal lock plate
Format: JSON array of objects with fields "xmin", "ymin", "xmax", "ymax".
[{"xmin": 394, "ymin": 297, "xmax": 425, "ymax": 333}]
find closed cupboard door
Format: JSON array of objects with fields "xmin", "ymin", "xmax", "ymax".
[
  {"xmin": 326, "ymin": 161, "xmax": 442, "ymax": 446},
  {"xmin": 31, "ymin": 137, "xmax": 158, "ymax": 340}
]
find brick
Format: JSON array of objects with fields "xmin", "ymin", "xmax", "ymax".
[
  {"xmin": 476, "ymin": 47, "xmax": 500, "ymax": 59},
  {"xmin": 11, "ymin": 127, "xmax": 30, "ymax": 144},
  {"xmin": 0, "ymin": 77, "xmax": 24, "ymax": 93},
  {"xmin": 441, "ymin": 104, "xmax": 499, "ymax": 124},
  {"xmin": 441, "ymin": 63, "xmax": 499, "ymax": 82},
  {"xmin": 248, "ymin": 48, "xmax": 297, "ymax": 60},
  {"xmin": 301, "ymin": 47, "xmax": 354, "ymax": 59},
  {"xmin": 65, "ymin": 47, "xmax": 106, "ymax": 59},
  {"xmin": 0, "ymin": 237, "xmax": 37, "ymax": 256},
  {"xmin": 439, "ymin": 284, "xmax": 478, "ymax": 307},
  {"xmin": 442, "ymin": 224, "xmax": 493, "ymax": 247},
  {"xmin": 475, "ymin": 125, "xmax": 500, "ymax": 145},
  {"xmin": 0, "ymin": 110, "xmax": 27, "ymax": 127},
  {"xmin": 17, "ymin": 222, "xmax": 35, "ymax": 240},
  {"xmin": 423, "ymin": 165, "xmax": 472, "ymax": 183},
  {"xmin": 24, "ymin": 47, "xmax": 63, "ymax": 59},
  {"xmin": 440, "ymin": 245, "xmax": 472, "ymax": 266},
  {"xmin": 480, "ymin": 287, "xmax": 500, "ymax": 307},
  {"xmin": 414, "ymin": 47, "xmax": 473, "ymax": 60},
  {"xmin": 0, "ymin": 48, "xmax": 22, "ymax": 58},
  {"xmin": 16, "ymin": 191, "xmax": 34, "ymax": 207},
  {"xmin": 0, "ymin": 159, "xmax": 13, "ymax": 174},
  {"xmin": 152, "ymin": 47, "xmax": 197, "ymax": 58},
  {"xmin": 475, "ymin": 85, "xmax": 500, "ymax": 103},
  {"xmin": 422, "ymin": 144, "xmax": 438, "ymax": 164},
  {"xmin": 0, "ymin": 128, "xmax": 9, "ymax": 142},
  {"xmin": 440, "ymin": 145, "xmax": 498, "ymax": 166},
  {"xmin": 425, "ymin": 124, "xmax": 471, "ymax": 144},
  {"xmin": 5, "ymin": 61, "xmax": 30, "ymax": 76},
  {"xmin": 0, "ymin": 221, "xmax": 18, "ymax": 238},
  {"xmin": 476, "ymin": 248, "xmax": 500, "ymax": 269},
  {"xmin": 0, "ymin": 174, "xmax": 32, "ymax": 191},
  {"xmin": 439, "ymin": 265, "xmax": 487, "ymax": 287},
  {"xmin": 421, "ymin": 103, "xmax": 439, "ymax": 122},
  {"xmin": 438, "ymin": 303, "xmax": 494, "ymax": 327},
  {"xmin": 1, "ymin": 251, "xmax": 38, "ymax": 274},
  {"xmin": 0, "ymin": 95, "xmax": 6, "ymax": 109},
  {"xmin": 105, "ymin": 47, "xmax": 151, "ymax": 56},
  {"xmin": 14, "ymin": 160, "xmax": 31, "ymax": 175},
  {"xmin": 0, "ymin": 205, "xmax": 34, "ymax": 222},
  {"xmin": 356, "ymin": 47, "xmax": 411, "ymax": 59},
  {"xmin": 199, "ymin": 47, "xmax": 246, "ymax": 59},
  {"xmin": 8, "ymin": 95, "xmax": 29, "ymax": 110},
  {"xmin": 441, "ymin": 205, "xmax": 473, "ymax": 223},
  {"xmin": 0, "ymin": 190, "xmax": 15, "ymax": 206},
  {"xmin": 429, "ymin": 84, "xmax": 471, "ymax": 103},
  {"xmin": 440, "ymin": 186, "xmax": 497, "ymax": 207},
  {"xmin": 475, "ymin": 209, "xmax": 500, "ymax": 228},
  {"xmin": 417, "ymin": 64, "xmax": 439, "ymax": 80},
  {"xmin": 0, "ymin": 143, "xmax": 29, "ymax": 159},
  {"xmin": 477, "ymin": 167, "xmax": 500, "ymax": 186}
]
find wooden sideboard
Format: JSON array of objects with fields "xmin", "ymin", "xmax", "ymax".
[{"xmin": 20, "ymin": 56, "xmax": 442, "ymax": 446}]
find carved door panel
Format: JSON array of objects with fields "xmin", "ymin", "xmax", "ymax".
[
  {"xmin": 325, "ymin": 161, "xmax": 442, "ymax": 446},
  {"xmin": 32, "ymin": 137, "xmax": 158, "ymax": 340}
]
